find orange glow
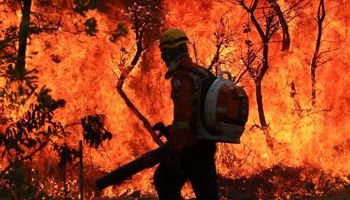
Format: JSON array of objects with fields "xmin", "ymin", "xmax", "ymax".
[{"xmin": 1, "ymin": 0, "xmax": 349, "ymax": 198}]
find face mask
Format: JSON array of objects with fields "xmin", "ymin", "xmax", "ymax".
[
  {"xmin": 161, "ymin": 50, "xmax": 172, "ymax": 68},
  {"xmin": 161, "ymin": 46, "xmax": 189, "ymax": 78}
]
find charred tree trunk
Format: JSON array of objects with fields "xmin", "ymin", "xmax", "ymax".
[
  {"xmin": 16, "ymin": 0, "xmax": 32, "ymax": 73},
  {"xmin": 311, "ymin": 64, "xmax": 317, "ymax": 106},
  {"xmin": 254, "ymin": 42, "xmax": 269, "ymax": 128},
  {"xmin": 310, "ymin": 0, "xmax": 325, "ymax": 106},
  {"xmin": 0, "ymin": 0, "xmax": 35, "ymax": 178},
  {"xmin": 238, "ymin": 0, "xmax": 293, "ymax": 128},
  {"xmin": 240, "ymin": 0, "xmax": 270, "ymax": 128},
  {"xmin": 258, "ymin": 42, "xmax": 269, "ymax": 128},
  {"xmin": 255, "ymin": 81, "xmax": 267, "ymax": 127},
  {"xmin": 268, "ymin": 0, "xmax": 290, "ymax": 51}
]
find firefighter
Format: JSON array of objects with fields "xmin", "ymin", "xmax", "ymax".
[{"xmin": 154, "ymin": 29, "xmax": 219, "ymax": 200}]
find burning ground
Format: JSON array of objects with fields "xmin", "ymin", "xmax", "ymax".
[{"xmin": 0, "ymin": 0, "xmax": 350, "ymax": 199}]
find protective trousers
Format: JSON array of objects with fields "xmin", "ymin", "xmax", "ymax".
[{"xmin": 154, "ymin": 143, "xmax": 219, "ymax": 200}]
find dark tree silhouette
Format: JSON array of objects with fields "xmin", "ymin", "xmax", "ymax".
[
  {"xmin": 16, "ymin": 0, "xmax": 31, "ymax": 72},
  {"xmin": 235, "ymin": 0, "xmax": 303, "ymax": 128},
  {"xmin": 207, "ymin": 17, "xmax": 240, "ymax": 78},
  {"xmin": 0, "ymin": 1, "xmax": 113, "ymax": 198},
  {"xmin": 0, "ymin": 1, "xmax": 66, "ymax": 198},
  {"xmin": 115, "ymin": 0, "xmax": 164, "ymax": 146},
  {"xmin": 310, "ymin": 0, "xmax": 325, "ymax": 106}
]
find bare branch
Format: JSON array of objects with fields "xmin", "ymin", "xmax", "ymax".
[
  {"xmin": 268, "ymin": 0, "xmax": 290, "ymax": 51},
  {"xmin": 310, "ymin": 0, "xmax": 325, "ymax": 106},
  {"xmin": 234, "ymin": 68, "xmax": 249, "ymax": 84},
  {"xmin": 116, "ymin": 0, "xmax": 164, "ymax": 146},
  {"xmin": 205, "ymin": 15, "xmax": 237, "ymax": 76},
  {"xmin": 236, "ymin": 0, "xmax": 303, "ymax": 128},
  {"xmin": 318, "ymin": 46, "xmax": 341, "ymax": 57},
  {"xmin": 318, "ymin": 0, "xmax": 326, "ymax": 22},
  {"xmin": 188, "ymin": 39, "xmax": 200, "ymax": 65}
]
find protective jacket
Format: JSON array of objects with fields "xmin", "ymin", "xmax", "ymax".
[{"xmin": 168, "ymin": 56, "xmax": 207, "ymax": 150}]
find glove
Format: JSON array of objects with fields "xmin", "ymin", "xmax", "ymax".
[{"xmin": 152, "ymin": 122, "xmax": 170, "ymax": 139}]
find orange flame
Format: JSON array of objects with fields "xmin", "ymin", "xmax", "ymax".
[{"xmin": 1, "ymin": 0, "xmax": 350, "ymax": 198}]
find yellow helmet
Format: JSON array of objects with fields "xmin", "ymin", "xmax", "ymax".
[{"xmin": 159, "ymin": 29, "xmax": 189, "ymax": 51}]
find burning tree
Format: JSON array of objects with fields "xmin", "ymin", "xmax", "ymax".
[
  {"xmin": 115, "ymin": 0, "xmax": 164, "ymax": 146},
  {"xmin": 0, "ymin": 1, "xmax": 113, "ymax": 198},
  {"xmin": 307, "ymin": 0, "xmax": 339, "ymax": 108},
  {"xmin": 309, "ymin": 0, "xmax": 326, "ymax": 107},
  {"xmin": 0, "ymin": 0, "xmax": 66, "ymax": 198},
  {"xmin": 1, "ymin": 0, "xmax": 349, "ymax": 199},
  {"xmin": 234, "ymin": 0, "xmax": 305, "ymax": 128},
  {"xmin": 206, "ymin": 16, "xmax": 240, "ymax": 78},
  {"xmin": 288, "ymin": 0, "xmax": 340, "ymax": 116}
]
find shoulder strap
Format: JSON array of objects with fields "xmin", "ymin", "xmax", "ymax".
[
  {"xmin": 176, "ymin": 67, "xmax": 211, "ymax": 119},
  {"xmin": 179, "ymin": 66, "xmax": 210, "ymax": 84}
]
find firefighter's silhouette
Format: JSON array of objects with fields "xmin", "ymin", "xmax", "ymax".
[{"xmin": 154, "ymin": 29, "xmax": 219, "ymax": 200}]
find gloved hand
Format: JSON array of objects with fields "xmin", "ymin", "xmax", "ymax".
[{"xmin": 152, "ymin": 122, "xmax": 171, "ymax": 139}]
